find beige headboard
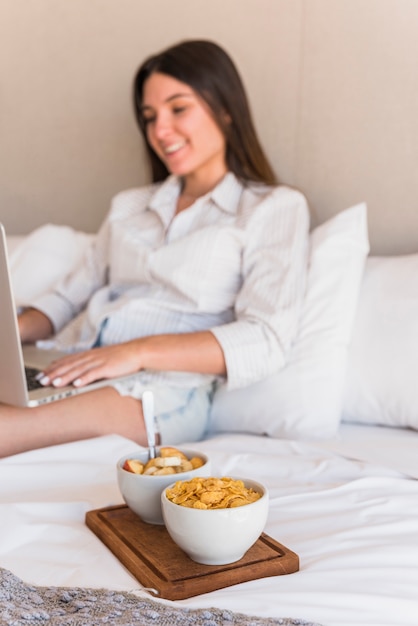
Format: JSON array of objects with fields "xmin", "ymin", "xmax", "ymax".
[{"xmin": 1, "ymin": 0, "xmax": 417, "ymax": 255}]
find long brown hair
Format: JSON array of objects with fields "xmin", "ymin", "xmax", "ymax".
[{"xmin": 133, "ymin": 40, "xmax": 278, "ymax": 185}]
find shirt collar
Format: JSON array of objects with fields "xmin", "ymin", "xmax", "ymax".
[
  {"xmin": 148, "ymin": 176, "xmax": 181, "ymax": 228},
  {"xmin": 148, "ymin": 172, "xmax": 244, "ymax": 225},
  {"xmin": 210, "ymin": 172, "xmax": 244, "ymax": 214}
]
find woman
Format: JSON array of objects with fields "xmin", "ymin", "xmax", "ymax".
[{"xmin": 1, "ymin": 40, "xmax": 309, "ymax": 457}]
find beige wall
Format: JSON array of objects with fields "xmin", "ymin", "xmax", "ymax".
[{"xmin": 1, "ymin": 0, "xmax": 417, "ymax": 254}]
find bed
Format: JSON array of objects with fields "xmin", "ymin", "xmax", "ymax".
[{"xmin": 1, "ymin": 221, "xmax": 418, "ymax": 626}]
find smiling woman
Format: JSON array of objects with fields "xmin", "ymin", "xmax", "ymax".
[
  {"xmin": 133, "ymin": 40, "xmax": 278, "ymax": 187},
  {"xmin": 1, "ymin": 39, "xmax": 310, "ymax": 458},
  {"xmin": 141, "ymin": 72, "xmax": 228, "ymax": 211}
]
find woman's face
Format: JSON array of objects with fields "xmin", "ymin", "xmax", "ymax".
[{"xmin": 141, "ymin": 72, "xmax": 228, "ymax": 186}]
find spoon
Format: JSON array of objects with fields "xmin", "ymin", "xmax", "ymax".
[{"xmin": 142, "ymin": 389, "xmax": 157, "ymax": 460}]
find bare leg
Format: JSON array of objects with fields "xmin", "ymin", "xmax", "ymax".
[{"xmin": 0, "ymin": 386, "xmax": 147, "ymax": 458}]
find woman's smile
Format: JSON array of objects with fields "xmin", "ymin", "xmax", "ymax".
[{"xmin": 163, "ymin": 141, "xmax": 187, "ymax": 156}]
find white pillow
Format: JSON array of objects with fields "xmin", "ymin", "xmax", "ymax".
[
  {"xmin": 9, "ymin": 224, "xmax": 93, "ymax": 306},
  {"xmin": 210, "ymin": 203, "xmax": 370, "ymax": 439},
  {"xmin": 342, "ymin": 254, "xmax": 418, "ymax": 429}
]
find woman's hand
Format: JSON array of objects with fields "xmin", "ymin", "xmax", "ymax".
[
  {"xmin": 38, "ymin": 330, "xmax": 227, "ymax": 389},
  {"xmin": 38, "ymin": 341, "xmax": 143, "ymax": 388}
]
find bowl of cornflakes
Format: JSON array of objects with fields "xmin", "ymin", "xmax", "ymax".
[
  {"xmin": 161, "ymin": 476, "xmax": 269, "ymax": 565},
  {"xmin": 117, "ymin": 447, "xmax": 211, "ymax": 525}
]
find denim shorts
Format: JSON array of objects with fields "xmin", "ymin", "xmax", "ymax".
[{"xmin": 110, "ymin": 376, "xmax": 215, "ymax": 445}]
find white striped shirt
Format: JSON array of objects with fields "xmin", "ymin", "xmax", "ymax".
[{"xmin": 33, "ymin": 173, "xmax": 310, "ymax": 390}]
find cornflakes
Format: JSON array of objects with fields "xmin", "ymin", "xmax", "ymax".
[{"xmin": 165, "ymin": 476, "xmax": 261, "ymax": 509}]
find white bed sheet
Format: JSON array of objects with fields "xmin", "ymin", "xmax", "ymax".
[
  {"xmin": 1, "ymin": 427, "xmax": 417, "ymax": 626},
  {"xmin": 316, "ymin": 421, "xmax": 418, "ymax": 479}
]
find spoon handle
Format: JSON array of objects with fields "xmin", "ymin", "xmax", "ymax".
[{"xmin": 142, "ymin": 390, "xmax": 156, "ymax": 459}]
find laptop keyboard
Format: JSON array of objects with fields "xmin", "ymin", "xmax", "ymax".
[{"xmin": 25, "ymin": 366, "xmax": 44, "ymax": 391}]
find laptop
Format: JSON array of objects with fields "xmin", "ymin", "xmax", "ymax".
[{"xmin": 0, "ymin": 222, "xmax": 136, "ymax": 407}]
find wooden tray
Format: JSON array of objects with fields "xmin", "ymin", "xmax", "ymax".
[{"xmin": 85, "ymin": 504, "xmax": 299, "ymax": 600}]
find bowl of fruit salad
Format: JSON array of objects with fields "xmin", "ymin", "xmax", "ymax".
[{"xmin": 117, "ymin": 446, "xmax": 211, "ymax": 525}]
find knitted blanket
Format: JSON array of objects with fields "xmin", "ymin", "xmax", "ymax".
[{"xmin": 0, "ymin": 567, "xmax": 323, "ymax": 626}]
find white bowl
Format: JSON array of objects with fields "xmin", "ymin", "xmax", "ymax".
[
  {"xmin": 117, "ymin": 448, "xmax": 211, "ymax": 525},
  {"xmin": 161, "ymin": 477, "xmax": 269, "ymax": 565}
]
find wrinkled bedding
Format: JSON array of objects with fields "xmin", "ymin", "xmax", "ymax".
[
  {"xmin": 1, "ymin": 427, "xmax": 417, "ymax": 626},
  {"xmin": 3, "ymin": 230, "xmax": 418, "ymax": 626}
]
